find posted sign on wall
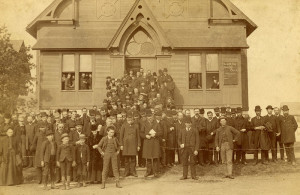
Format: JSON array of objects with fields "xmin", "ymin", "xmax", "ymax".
[{"xmin": 223, "ymin": 62, "xmax": 238, "ymax": 85}]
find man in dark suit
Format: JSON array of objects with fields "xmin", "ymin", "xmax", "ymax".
[
  {"xmin": 264, "ymin": 105, "xmax": 280, "ymax": 162},
  {"xmin": 281, "ymin": 105, "xmax": 298, "ymax": 166},
  {"xmin": 251, "ymin": 106, "xmax": 271, "ymax": 165},
  {"xmin": 41, "ymin": 131, "xmax": 57, "ymax": 190},
  {"xmin": 178, "ymin": 117, "xmax": 199, "ymax": 180},
  {"xmin": 274, "ymin": 107, "xmax": 285, "ymax": 160},
  {"xmin": 215, "ymin": 117, "xmax": 240, "ymax": 179},
  {"xmin": 25, "ymin": 116, "xmax": 37, "ymax": 168},
  {"xmin": 205, "ymin": 111, "xmax": 219, "ymax": 165}
]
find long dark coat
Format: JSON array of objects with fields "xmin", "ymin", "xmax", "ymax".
[
  {"xmin": 205, "ymin": 118, "xmax": 219, "ymax": 148},
  {"xmin": 31, "ymin": 131, "xmax": 47, "ymax": 167},
  {"xmin": 281, "ymin": 115, "xmax": 298, "ymax": 143},
  {"xmin": 0, "ymin": 136, "xmax": 23, "ymax": 186},
  {"xmin": 234, "ymin": 116, "xmax": 249, "ymax": 150},
  {"xmin": 140, "ymin": 120, "xmax": 162, "ymax": 159},
  {"xmin": 192, "ymin": 117, "xmax": 207, "ymax": 148},
  {"xmin": 251, "ymin": 116, "xmax": 271, "ymax": 150},
  {"xmin": 87, "ymin": 133, "xmax": 103, "ymax": 171},
  {"xmin": 120, "ymin": 122, "xmax": 141, "ymax": 156},
  {"xmin": 165, "ymin": 119, "xmax": 176, "ymax": 148}
]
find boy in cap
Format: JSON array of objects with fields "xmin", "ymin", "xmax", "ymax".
[
  {"xmin": 41, "ymin": 130, "xmax": 57, "ymax": 190},
  {"xmin": 178, "ymin": 117, "xmax": 199, "ymax": 180},
  {"xmin": 57, "ymin": 133, "xmax": 76, "ymax": 190},
  {"xmin": 94, "ymin": 126, "xmax": 122, "ymax": 189},
  {"xmin": 74, "ymin": 134, "xmax": 90, "ymax": 187}
]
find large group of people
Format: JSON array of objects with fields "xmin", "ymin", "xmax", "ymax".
[{"xmin": 0, "ymin": 69, "xmax": 298, "ymax": 190}]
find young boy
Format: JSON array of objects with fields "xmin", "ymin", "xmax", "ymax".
[
  {"xmin": 94, "ymin": 126, "xmax": 122, "ymax": 189},
  {"xmin": 57, "ymin": 133, "xmax": 75, "ymax": 190},
  {"xmin": 41, "ymin": 130, "xmax": 57, "ymax": 190},
  {"xmin": 75, "ymin": 134, "xmax": 90, "ymax": 187}
]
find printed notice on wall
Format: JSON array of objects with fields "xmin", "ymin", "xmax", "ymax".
[{"xmin": 223, "ymin": 62, "xmax": 238, "ymax": 85}]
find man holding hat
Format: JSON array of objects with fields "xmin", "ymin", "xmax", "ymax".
[
  {"xmin": 264, "ymin": 105, "xmax": 280, "ymax": 162},
  {"xmin": 41, "ymin": 130, "xmax": 57, "ymax": 190},
  {"xmin": 178, "ymin": 117, "xmax": 199, "ymax": 180},
  {"xmin": 74, "ymin": 134, "xmax": 90, "ymax": 187},
  {"xmin": 251, "ymin": 106, "xmax": 271, "ymax": 165},
  {"xmin": 215, "ymin": 116, "xmax": 240, "ymax": 179},
  {"xmin": 141, "ymin": 110, "xmax": 163, "ymax": 177},
  {"xmin": 281, "ymin": 105, "xmax": 298, "ymax": 165}
]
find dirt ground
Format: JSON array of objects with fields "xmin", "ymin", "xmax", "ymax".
[{"xmin": 1, "ymin": 159, "xmax": 300, "ymax": 195}]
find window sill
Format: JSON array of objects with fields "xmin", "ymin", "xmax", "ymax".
[
  {"xmin": 206, "ymin": 89, "xmax": 221, "ymax": 91},
  {"xmin": 61, "ymin": 90, "xmax": 76, "ymax": 92},
  {"xmin": 79, "ymin": 90, "xmax": 93, "ymax": 92},
  {"xmin": 189, "ymin": 89, "xmax": 204, "ymax": 91}
]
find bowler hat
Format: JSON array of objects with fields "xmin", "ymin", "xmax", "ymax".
[
  {"xmin": 220, "ymin": 107, "xmax": 226, "ymax": 114},
  {"xmin": 75, "ymin": 120, "xmax": 83, "ymax": 126},
  {"xmin": 219, "ymin": 116, "xmax": 227, "ymax": 121},
  {"xmin": 255, "ymin": 106, "xmax": 262, "ymax": 111},
  {"xmin": 200, "ymin": 108, "xmax": 205, "ymax": 115},
  {"xmin": 40, "ymin": 112, "xmax": 47, "ymax": 117},
  {"xmin": 46, "ymin": 131, "xmax": 54, "ymax": 136},
  {"xmin": 282, "ymin": 105, "xmax": 289, "ymax": 111},
  {"xmin": 231, "ymin": 108, "xmax": 236, "ymax": 114},
  {"xmin": 214, "ymin": 107, "xmax": 220, "ymax": 112},
  {"xmin": 266, "ymin": 105, "xmax": 273, "ymax": 110},
  {"xmin": 163, "ymin": 68, "xmax": 168, "ymax": 72},
  {"xmin": 61, "ymin": 133, "xmax": 69, "ymax": 140},
  {"xmin": 236, "ymin": 107, "xmax": 243, "ymax": 113}
]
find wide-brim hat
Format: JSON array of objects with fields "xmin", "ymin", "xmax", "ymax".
[
  {"xmin": 255, "ymin": 106, "xmax": 262, "ymax": 111},
  {"xmin": 282, "ymin": 105, "xmax": 289, "ymax": 111},
  {"xmin": 266, "ymin": 105, "xmax": 273, "ymax": 110},
  {"xmin": 46, "ymin": 131, "xmax": 54, "ymax": 136}
]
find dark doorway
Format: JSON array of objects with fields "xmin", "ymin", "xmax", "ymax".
[{"xmin": 125, "ymin": 59, "xmax": 141, "ymax": 76}]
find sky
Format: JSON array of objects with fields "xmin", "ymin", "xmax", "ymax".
[{"xmin": 0, "ymin": 0, "xmax": 299, "ymax": 116}]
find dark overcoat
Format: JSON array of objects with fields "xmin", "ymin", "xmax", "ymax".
[
  {"xmin": 281, "ymin": 115, "xmax": 298, "ymax": 143},
  {"xmin": 120, "ymin": 122, "xmax": 141, "ymax": 156}
]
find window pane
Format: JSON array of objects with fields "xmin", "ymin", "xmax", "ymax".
[
  {"xmin": 79, "ymin": 72, "xmax": 92, "ymax": 90},
  {"xmin": 189, "ymin": 54, "xmax": 201, "ymax": 73},
  {"xmin": 80, "ymin": 55, "xmax": 92, "ymax": 72},
  {"xmin": 189, "ymin": 73, "xmax": 202, "ymax": 89},
  {"xmin": 206, "ymin": 54, "xmax": 219, "ymax": 71},
  {"xmin": 62, "ymin": 72, "xmax": 75, "ymax": 90},
  {"xmin": 62, "ymin": 54, "xmax": 75, "ymax": 72},
  {"xmin": 207, "ymin": 73, "xmax": 220, "ymax": 89}
]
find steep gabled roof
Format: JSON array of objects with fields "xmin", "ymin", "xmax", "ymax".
[
  {"xmin": 26, "ymin": 0, "xmax": 71, "ymax": 38},
  {"xmin": 109, "ymin": 0, "xmax": 171, "ymax": 49},
  {"xmin": 217, "ymin": 0, "xmax": 257, "ymax": 36}
]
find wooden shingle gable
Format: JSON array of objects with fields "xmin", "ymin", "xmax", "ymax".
[{"xmin": 108, "ymin": 0, "xmax": 172, "ymax": 51}]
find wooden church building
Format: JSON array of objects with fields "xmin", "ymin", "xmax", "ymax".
[{"xmin": 27, "ymin": 0, "xmax": 257, "ymax": 110}]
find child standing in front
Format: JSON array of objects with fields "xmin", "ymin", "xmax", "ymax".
[
  {"xmin": 56, "ymin": 133, "xmax": 75, "ymax": 190},
  {"xmin": 94, "ymin": 126, "xmax": 122, "ymax": 189},
  {"xmin": 74, "ymin": 134, "xmax": 90, "ymax": 187}
]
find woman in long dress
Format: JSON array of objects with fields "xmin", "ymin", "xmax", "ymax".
[{"xmin": 0, "ymin": 127, "xmax": 23, "ymax": 186}]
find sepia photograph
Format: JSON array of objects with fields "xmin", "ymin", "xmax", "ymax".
[{"xmin": 0, "ymin": 0, "xmax": 299, "ymax": 194}]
